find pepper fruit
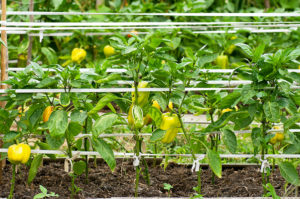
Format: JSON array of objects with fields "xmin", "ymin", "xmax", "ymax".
[
  {"xmin": 269, "ymin": 126, "xmax": 284, "ymax": 144},
  {"xmin": 71, "ymin": 48, "xmax": 86, "ymax": 64},
  {"xmin": 226, "ymin": 36, "xmax": 237, "ymax": 55},
  {"xmin": 7, "ymin": 143, "xmax": 31, "ymax": 164},
  {"xmin": 216, "ymin": 55, "xmax": 229, "ymax": 69},
  {"xmin": 221, "ymin": 106, "xmax": 238, "ymax": 115},
  {"xmin": 42, "ymin": 106, "xmax": 54, "ymax": 122},
  {"xmin": 128, "ymin": 105, "xmax": 144, "ymax": 129},
  {"xmin": 127, "ymin": 30, "xmax": 138, "ymax": 38},
  {"xmin": 143, "ymin": 100, "xmax": 162, "ymax": 126},
  {"xmin": 132, "ymin": 81, "xmax": 150, "ymax": 107},
  {"xmin": 160, "ymin": 113, "xmax": 181, "ymax": 144},
  {"xmin": 18, "ymin": 106, "xmax": 29, "ymax": 117},
  {"xmin": 104, "ymin": 45, "xmax": 115, "ymax": 57}
]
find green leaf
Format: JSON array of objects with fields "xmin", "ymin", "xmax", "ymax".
[
  {"xmin": 279, "ymin": 162, "xmax": 300, "ymax": 186},
  {"xmin": 88, "ymin": 94, "xmax": 119, "ymax": 115},
  {"xmin": 263, "ymin": 102, "xmax": 280, "ymax": 122},
  {"xmin": 48, "ymin": 110, "xmax": 68, "ymax": 137},
  {"xmin": 34, "ymin": 193, "xmax": 46, "ymax": 199},
  {"xmin": 37, "ymin": 142, "xmax": 56, "ymax": 159},
  {"xmin": 68, "ymin": 121, "xmax": 82, "ymax": 137},
  {"xmin": 207, "ymin": 150, "xmax": 222, "ymax": 178},
  {"xmin": 222, "ymin": 129, "xmax": 237, "ymax": 153},
  {"xmin": 251, "ymin": 127, "xmax": 261, "ymax": 155},
  {"xmin": 150, "ymin": 129, "xmax": 166, "ymax": 142},
  {"xmin": 39, "ymin": 185, "xmax": 47, "ymax": 194},
  {"xmin": 3, "ymin": 131, "xmax": 19, "ymax": 142},
  {"xmin": 73, "ymin": 160, "xmax": 86, "ymax": 176},
  {"xmin": 92, "ymin": 113, "xmax": 118, "ymax": 137},
  {"xmin": 92, "ymin": 138, "xmax": 116, "ymax": 171},
  {"xmin": 26, "ymin": 104, "xmax": 44, "ymax": 127},
  {"xmin": 41, "ymin": 47, "xmax": 57, "ymax": 64},
  {"xmin": 52, "ymin": 0, "xmax": 63, "ymax": 9},
  {"xmin": 36, "ymin": 78, "xmax": 58, "ymax": 88},
  {"xmin": 28, "ymin": 154, "xmax": 43, "ymax": 184},
  {"xmin": 253, "ymin": 43, "xmax": 265, "ymax": 62},
  {"xmin": 45, "ymin": 134, "xmax": 65, "ymax": 149},
  {"xmin": 218, "ymin": 92, "xmax": 241, "ymax": 109},
  {"xmin": 148, "ymin": 107, "xmax": 162, "ymax": 127},
  {"xmin": 235, "ymin": 43, "xmax": 253, "ymax": 58},
  {"xmin": 59, "ymin": 93, "xmax": 70, "ymax": 106},
  {"xmin": 70, "ymin": 110, "xmax": 87, "ymax": 125}
]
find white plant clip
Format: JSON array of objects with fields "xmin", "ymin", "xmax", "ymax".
[
  {"xmin": 39, "ymin": 30, "xmax": 44, "ymax": 43},
  {"xmin": 191, "ymin": 155, "xmax": 205, "ymax": 172},
  {"xmin": 64, "ymin": 152, "xmax": 81, "ymax": 173},
  {"xmin": 133, "ymin": 153, "xmax": 142, "ymax": 168},
  {"xmin": 260, "ymin": 159, "xmax": 270, "ymax": 173}
]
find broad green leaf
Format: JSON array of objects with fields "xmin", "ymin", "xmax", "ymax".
[
  {"xmin": 147, "ymin": 107, "xmax": 162, "ymax": 127},
  {"xmin": 222, "ymin": 129, "xmax": 237, "ymax": 153},
  {"xmin": 235, "ymin": 43, "xmax": 253, "ymax": 57},
  {"xmin": 88, "ymin": 94, "xmax": 119, "ymax": 115},
  {"xmin": 150, "ymin": 129, "xmax": 166, "ymax": 142},
  {"xmin": 36, "ymin": 78, "xmax": 57, "ymax": 88},
  {"xmin": 26, "ymin": 104, "xmax": 44, "ymax": 127},
  {"xmin": 48, "ymin": 110, "xmax": 68, "ymax": 137},
  {"xmin": 45, "ymin": 134, "xmax": 65, "ymax": 149},
  {"xmin": 73, "ymin": 160, "xmax": 86, "ymax": 176},
  {"xmin": 218, "ymin": 92, "xmax": 241, "ymax": 109},
  {"xmin": 68, "ymin": 121, "xmax": 82, "ymax": 137},
  {"xmin": 92, "ymin": 138, "xmax": 116, "ymax": 171},
  {"xmin": 263, "ymin": 102, "xmax": 280, "ymax": 122},
  {"xmin": 3, "ymin": 131, "xmax": 19, "ymax": 142},
  {"xmin": 92, "ymin": 113, "xmax": 118, "ymax": 137},
  {"xmin": 253, "ymin": 43, "xmax": 265, "ymax": 62},
  {"xmin": 279, "ymin": 162, "xmax": 300, "ymax": 186},
  {"xmin": 70, "ymin": 110, "xmax": 87, "ymax": 125},
  {"xmin": 207, "ymin": 150, "xmax": 222, "ymax": 178},
  {"xmin": 251, "ymin": 127, "xmax": 261, "ymax": 155},
  {"xmin": 41, "ymin": 47, "xmax": 57, "ymax": 64},
  {"xmin": 28, "ymin": 154, "xmax": 43, "ymax": 184},
  {"xmin": 52, "ymin": 0, "xmax": 63, "ymax": 9},
  {"xmin": 37, "ymin": 142, "xmax": 56, "ymax": 159}
]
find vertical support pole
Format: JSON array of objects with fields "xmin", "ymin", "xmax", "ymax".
[
  {"xmin": 27, "ymin": 0, "xmax": 34, "ymax": 65},
  {"xmin": 0, "ymin": 0, "xmax": 8, "ymax": 184}
]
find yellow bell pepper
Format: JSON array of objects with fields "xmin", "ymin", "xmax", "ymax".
[
  {"xmin": 160, "ymin": 113, "xmax": 181, "ymax": 144},
  {"xmin": 143, "ymin": 100, "xmax": 162, "ymax": 126},
  {"xmin": 103, "ymin": 45, "xmax": 115, "ymax": 57},
  {"xmin": 132, "ymin": 81, "xmax": 150, "ymax": 107},
  {"xmin": 8, "ymin": 143, "xmax": 31, "ymax": 164},
  {"xmin": 42, "ymin": 106, "xmax": 54, "ymax": 122},
  {"xmin": 71, "ymin": 48, "xmax": 86, "ymax": 64}
]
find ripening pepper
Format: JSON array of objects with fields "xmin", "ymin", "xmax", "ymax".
[
  {"xmin": 71, "ymin": 48, "xmax": 87, "ymax": 64},
  {"xmin": 42, "ymin": 106, "xmax": 54, "ymax": 122},
  {"xmin": 7, "ymin": 143, "xmax": 31, "ymax": 164},
  {"xmin": 127, "ymin": 30, "xmax": 138, "ymax": 38},
  {"xmin": 226, "ymin": 36, "xmax": 237, "ymax": 55},
  {"xmin": 160, "ymin": 113, "xmax": 181, "ymax": 144},
  {"xmin": 103, "ymin": 45, "xmax": 115, "ymax": 57},
  {"xmin": 143, "ymin": 100, "xmax": 162, "ymax": 126},
  {"xmin": 128, "ymin": 105, "xmax": 144, "ymax": 130},
  {"xmin": 132, "ymin": 81, "xmax": 150, "ymax": 107},
  {"xmin": 216, "ymin": 55, "xmax": 229, "ymax": 69}
]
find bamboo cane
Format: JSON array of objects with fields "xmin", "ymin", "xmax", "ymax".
[{"xmin": 0, "ymin": 0, "xmax": 8, "ymax": 184}]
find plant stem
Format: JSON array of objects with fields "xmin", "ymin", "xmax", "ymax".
[
  {"xmin": 71, "ymin": 174, "xmax": 75, "ymax": 199},
  {"xmin": 134, "ymin": 130, "xmax": 140, "ymax": 197},
  {"xmin": 8, "ymin": 164, "xmax": 16, "ymax": 199},
  {"xmin": 84, "ymin": 118, "xmax": 89, "ymax": 184},
  {"xmin": 197, "ymin": 170, "xmax": 202, "ymax": 194},
  {"xmin": 272, "ymin": 146, "xmax": 275, "ymax": 172}
]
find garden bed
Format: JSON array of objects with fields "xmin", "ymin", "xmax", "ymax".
[{"xmin": 0, "ymin": 159, "xmax": 298, "ymax": 199}]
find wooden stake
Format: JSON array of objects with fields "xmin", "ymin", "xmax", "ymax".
[
  {"xmin": 0, "ymin": 0, "xmax": 8, "ymax": 184},
  {"xmin": 27, "ymin": 0, "xmax": 34, "ymax": 65}
]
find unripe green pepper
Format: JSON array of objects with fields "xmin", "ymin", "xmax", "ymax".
[
  {"xmin": 7, "ymin": 143, "xmax": 31, "ymax": 164},
  {"xmin": 216, "ymin": 55, "xmax": 229, "ymax": 69}
]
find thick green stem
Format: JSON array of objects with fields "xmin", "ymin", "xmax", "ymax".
[
  {"xmin": 141, "ymin": 157, "xmax": 150, "ymax": 185},
  {"xmin": 197, "ymin": 169, "xmax": 202, "ymax": 194},
  {"xmin": 134, "ymin": 129, "xmax": 141, "ymax": 197},
  {"xmin": 261, "ymin": 119, "xmax": 267, "ymax": 194},
  {"xmin": 70, "ymin": 174, "xmax": 75, "ymax": 199},
  {"xmin": 8, "ymin": 164, "xmax": 16, "ymax": 199},
  {"xmin": 84, "ymin": 118, "xmax": 89, "ymax": 184},
  {"xmin": 153, "ymin": 141, "xmax": 157, "ymax": 167},
  {"xmin": 272, "ymin": 146, "xmax": 275, "ymax": 173}
]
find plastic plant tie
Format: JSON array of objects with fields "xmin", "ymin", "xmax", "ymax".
[
  {"xmin": 133, "ymin": 153, "xmax": 142, "ymax": 168},
  {"xmin": 64, "ymin": 152, "xmax": 80, "ymax": 173},
  {"xmin": 260, "ymin": 158, "xmax": 270, "ymax": 174},
  {"xmin": 191, "ymin": 155, "xmax": 205, "ymax": 172},
  {"xmin": 39, "ymin": 30, "xmax": 44, "ymax": 42}
]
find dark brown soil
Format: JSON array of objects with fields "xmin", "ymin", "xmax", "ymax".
[{"xmin": 0, "ymin": 159, "xmax": 298, "ymax": 199}]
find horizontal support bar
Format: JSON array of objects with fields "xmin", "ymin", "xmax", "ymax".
[
  {"xmin": 0, "ymin": 86, "xmax": 299, "ymax": 93},
  {"xmin": 2, "ymin": 11, "xmax": 300, "ymax": 17},
  {"xmin": 0, "ymin": 148, "xmax": 299, "ymax": 159}
]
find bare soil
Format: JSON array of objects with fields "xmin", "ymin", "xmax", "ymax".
[{"xmin": 0, "ymin": 158, "xmax": 298, "ymax": 199}]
